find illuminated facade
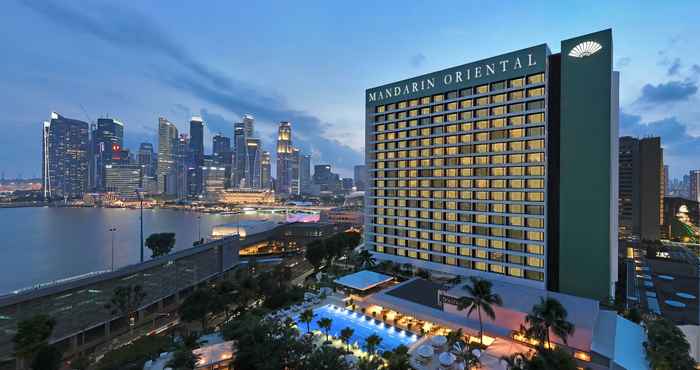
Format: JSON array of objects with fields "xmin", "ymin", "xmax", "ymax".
[
  {"xmin": 42, "ymin": 112, "xmax": 90, "ymax": 199},
  {"xmin": 365, "ymin": 30, "xmax": 618, "ymax": 300},
  {"xmin": 157, "ymin": 117, "xmax": 178, "ymax": 193},
  {"xmin": 276, "ymin": 121, "xmax": 295, "ymax": 195}
]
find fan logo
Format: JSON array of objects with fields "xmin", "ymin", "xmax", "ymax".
[{"xmin": 568, "ymin": 41, "xmax": 602, "ymax": 58}]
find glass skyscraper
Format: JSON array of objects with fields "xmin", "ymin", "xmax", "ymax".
[{"xmin": 42, "ymin": 112, "xmax": 89, "ymax": 199}]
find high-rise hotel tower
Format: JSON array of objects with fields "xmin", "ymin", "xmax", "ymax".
[{"xmin": 365, "ymin": 30, "xmax": 618, "ymax": 301}]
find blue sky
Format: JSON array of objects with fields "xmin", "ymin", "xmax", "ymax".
[{"xmin": 1, "ymin": 0, "xmax": 699, "ymax": 179}]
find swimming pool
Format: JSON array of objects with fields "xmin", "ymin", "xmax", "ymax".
[{"xmin": 294, "ymin": 304, "xmax": 418, "ymax": 353}]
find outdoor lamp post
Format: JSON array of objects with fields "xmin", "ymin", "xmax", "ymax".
[{"xmin": 109, "ymin": 227, "xmax": 117, "ymax": 271}]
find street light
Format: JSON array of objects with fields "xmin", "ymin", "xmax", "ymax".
[
  {"xmin": 197, "ymin": 215, "xmax": 202, "ymax": 242},
  {"xmin": 109, "ymin": 227, "xmax": 117, "ymax": 271},
  {"xmin": 136, "ymin": 188, "xmax": 144, "ymax": 263}
]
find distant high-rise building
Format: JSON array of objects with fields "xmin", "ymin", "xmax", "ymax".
[
  {"xmin": 261, "ymin": 151, "xmax": 272, "ymax": 190},
  {"xmin": 169, "ymin": 134, "xmax": 190, "ymax": 198},
  {"xmin": 342, "ymin": 177, "xmax": 354, "ymax": 191},
  {"xmin": 313, "ymin": 164, "xmax": 341, "ymax": 193},
  {"xmin": 91, "ymin": 117, "xmax": 124, "ymax": 191},
  {"xmin": 245, "ymin": 138, "xmax": 262, "ymax": 188},
  {"xmin": 242, "ymin": 114, "xmax": 255, "ymax": 138},
  {"xmin": 212, "ymin": 134, "xmax": 232, "ymax": 188},
  {"xmin": 233, "ymin": 122, "xmax": 247, "ymax": 187},
  {"xmin": 202, "ymin": 157, "xmax": 226, "ymax": 199},
  {"xmin": 138, "ymin": 143, "xmax": 157, "ymax": 177},
  {"xmin": 276, "ymin": 122, "xmax": 294, "ymax": 195},
  {"xmin": 157, "ymin": 117, "xmax": 178, "ymax": 193},
  {"xmin": 353, "ymin": 165, "xmax": 367, "ymax": 191},
  {"xmin": 290, "ymin": 148, "xmax": 301, "ymax": 195},
  {"xmin": 104, "ymin": 164, "xmax": 142, "ymax": 200},
  {"xmin": 42, "ymin": 112, "xmax": 89, "ymax": 199},
  {"xmin": 189, "ymin": 116, "xmax": 204, "ymax": 195},
  {"xmin": 300, "ymin": 155, "xmax": 311, "ymax": 195},
  {"xmin": 618, "ymin": 136, "xmax": 663, "ymax": 240},
  {"xmin": 690, "ymin": 170, "xmax": 700, "ymax": 202},
  {"xmin": 663, "ymin": 165, "xmax": 670, "ymax": 196}
]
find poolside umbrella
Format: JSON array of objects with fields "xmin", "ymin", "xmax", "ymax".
[
  {"xmin": 431, "ymin": 335, "xmax": 447, "ymax": 347},
  {"xmin": 418, "ymin": 345, "xmax": 434, "ymax": 358},
  {"xmin": 439, "ymin": 352, "xmax": 456, "ymax": 366}
]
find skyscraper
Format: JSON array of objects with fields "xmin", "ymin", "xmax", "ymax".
[
  {"xmin": 42, "ymin": 112, "xmax": 90, "ymax": 199},
  {"xmin": 212, "ymin": 134, "xmax": 232, "ymax": 188},
  {"xmin": 233, "ymin": 122, "xmax": 247, "ymax": 187},
  {"xmin": 157, "ymin": 117, "xmax": 178, "ymax": 194},
  {"xmin": 276, "ymin": 122, "xmax": 294, "ymax": 195},
  {"xmin": 290, "ymin": 148, "xmax": 301, "ymax": 195},
  {"xmin": 261, "ymin": 151, "xmax": 272, "ymax": 190},
  {"xmin": 104, "ymin": 164, "xmax": 142, "ymax": 200},
  {"xmin": 138, "ymin": 143, "xmax": 157, "ymax": 177},
  {"xmin": 189, "ymin": 116, "xmax": 204, "ymax": 195},
  {"xmin": 169, "ymin": 134, "xmax": 190, "ymax": 198},
  {"xmin": 300, "ymin": 154, "xmax": 311, "ymax": 195},
  {"xmin": 91, "ymin": 117, "xmax": 124, "ymax": 191},
  {"xmin": 618, "ymin": 136, "xmax": 663, "ymax": 240},
  {"xmin": 313, "ymin": 164, "xmax": 341, "ymax": 193},
  {"xmin": 365, "ymin": 30, "xmax": 617, "ymax": 301},
  {"xmin": 245, "ymin": 138, "xmax": 262, "ymax": 188},
  {"xmin": 353, "ymin": 165, "xmax": 367, "ymax": 191},
  {"xmin": 690, "ymin": 170, "xmax": 700, "ymax": 202},
  {"xmin": 242, "ymin": 114, "xmax": 255, "ymax": 138}
]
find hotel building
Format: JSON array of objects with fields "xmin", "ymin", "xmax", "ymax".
[{"xmin": 365, "ymin": 29, "xmax": 618, "ymax": 301}]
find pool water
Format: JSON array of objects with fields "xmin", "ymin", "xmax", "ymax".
[{"xmin": 294, "ymin": 304, "xmax": 418, "ymax": 353}]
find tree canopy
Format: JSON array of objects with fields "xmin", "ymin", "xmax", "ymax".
[
  {"xmin": 644, "ymin": 317, "xmax": 695, "ymax": 370},
  {"xmin": 13, "ymin": 314, "xmax": 56, "ymax": 361},
  {"xmin": 145, "ymin": 232, "xmax": 176, "ymax": 258}
]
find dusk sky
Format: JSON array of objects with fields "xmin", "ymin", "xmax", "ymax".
[{"xmin": 1, "ymin": 0, "xmax": 699, "ymax": 179}]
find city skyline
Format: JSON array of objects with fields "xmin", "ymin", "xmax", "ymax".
[{"xmin": 1, "ymin": 1, "xmax": 699, "ymax": 179}]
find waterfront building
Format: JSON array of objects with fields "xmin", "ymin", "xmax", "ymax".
[
  {"xmin": 202, "ymin": 161, "xmax": 226, "ymax": 200},
  {"xmin": 313, "ymin": 164, "xmax": 341, "ymax": 194},
  {"xmin": 91, "ymin": 117, "xmax": 124, "ymax": 191},
  {"xmin": 189, "ymin": 116, "xmax": 205, "ymax": 195},
  {"xmin": 365, "ymin": 30, "xmax": 618, "ymax": 301},
  {"xmin": 42, "ymin": 112, "xmax": 90, "ymax": 199},
  {"xmin": 157, "ymin": 117, "xmax": 178, "ymax": 194},
  {"xmin": 261, "ymin": 151, "xmax": 272, "ymax": 190},
  {"xmin": 691, "ymin": 170, "xmax": 700, "ymax": 203},
  {"xmin": 276, "ymin": 121, "xmax": 294, "ymax": 195},
  {"xmin": 300, "ymin": 154, "xmax": 311, "ymax": 195},
  {"xmin": 212, "ymin": 134, "xmax": 232, "ymax": 188},
  {"xmin": 354, "ymin": 164, "xmax": 367, "ymax": 191},
  {"xmin": 168, "ymin": 134, "xmax": 190, "ymax": 198},
  {"xmin": 217, "ymin": 189, "xmax": 275, "ymax": 204},
  {"xmin": 103, "ymin": 164, "xmax": 142, "ymax": 200},
  {"xmin": 619, "ymin": 136, "xmax": 663, "ymax": 240}
]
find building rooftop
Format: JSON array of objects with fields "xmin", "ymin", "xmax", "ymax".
[
  {"xmin": 385, "ymin": 278, "xmax": 443, "ymax": 309},
  {"xmin": 333, "ymin": 270, "xmax": 393, "ymax": 291}
]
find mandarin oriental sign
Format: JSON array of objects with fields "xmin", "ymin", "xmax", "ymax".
[{"xmin": 366, "ymin": 45, "xmax": 547, "ymax": 105}]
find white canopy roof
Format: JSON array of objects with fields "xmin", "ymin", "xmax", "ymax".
[{"xmin": 333, "ymin": 270, "xmax": 393, "ymax": 291}]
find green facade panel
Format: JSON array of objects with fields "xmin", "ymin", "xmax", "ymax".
[{"xmin": 558, "ymin": 29, "xmax": 614, "ymax": 301}]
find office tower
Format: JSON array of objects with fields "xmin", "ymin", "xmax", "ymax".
[
  {"xmin": 300, "ymin": 155, "xmax": 311, "ymax": 195},
  {"xmin": 91, "ymin": 117, "xmax": 124, "ymax": 191},
  {"xmin": 242, "ymin": 114, "xmax": 255, "ymax": 138},
  {"xmin": 157, "ymin": 117, "xmax": 178, "ymax": 193},
  {"xmin": 664, "ymin": 165, "xmax": 670, "ymax": 196},
  {"xmin": 690, "ymin": 170, "xmax": 700, "ymax": 202},
  {"xmin": 212, "ymin": 134, "xmax": 232, "ymax": 188},
  {"xmin": 233, "ymin": 122, "xmax": 247, "ymax": 187},
  {"xmin": 313, "ymin": 164, "xmax": 341, "ymax": 193},
  {"xmin": 290, "ymin": 148, "xmax": 301, "ymax": 195},
  {"xmin": 354, "ymin": 165, "xmax": 367, "ymax": 191},
  {"xmin": 618, "ymin": 136, "xmax": 663, "ymax": 241},
  {"xmin": 245, "ymin": 138, "xmax": 262, "ymax": 188},
  {"xmin": 189, "ymin": 116, "xmax": 204, "ymax": 195},
  {"xmin": 168, "ymin": 134, "xmax": 190, "ymax": 198},
  {"xmin": 104, "ymin": 164, "xmax": 142, "ymax": 199},
  {"xmin": 138, "ymin": 143, "xmax": 157, "ymax": 177},
  {"xmin": 276, "ymin": 122, "xmax": 294, "ymax": 194},
  {"xmin": 42, "ymin": 112, "xmax": 90, "ymax": 199},
  {"xmin": 342, "ymin": 177, "xmax": 354, "ymax": 191},
  {"xmin": 202, "ymin": 157, "xmax": 226, "ymax": 198},
  {"xmin": 261, "ymin": 151, "xmax": 272, "ymax": 190},
  {"xmin": 365, "ymin": 30, "xmax": 617, "ymax": 301}
]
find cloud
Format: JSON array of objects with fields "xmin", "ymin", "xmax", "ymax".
[
  {"xmin": 636, "ymin": 80, "xmax": 698, "ymax": 104},
  {"xmin": 616, "ymin": 57, "xmax": 631, "ymax": 68},
  {"xmin": 692, "ymin": 65, "xmax": 700, "ymax": 75},
  {"xmin": 410, "ymin": 53, "xmax": 426, "ymax": 68},
  {"xmin": 21, "ymin": 0, "xmax": 363, "ymax": 175},
  {"xmin": 667, "ymin": 58, "xmax": 681, "ymax": 76},
  {"xmin": 620, "ymin": 112, "xmax": 700, "ymax": 177}
]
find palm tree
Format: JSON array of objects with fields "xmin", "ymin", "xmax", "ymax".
[
  {"xmin": 299, "ymin": 309, "xmax": 315, "ymax": 335},
  {"xmin": 340, "ymin": 327, "xmax": 355, "ymax": 352},
  {"xmin": 358, "ymin": 249, "xmax": 376, "ymax": 269},
  {"xmin": 456, "ymin": 277, "xmax": 502, "ymax": 345},
  {"xmin": 446, "ymin": 328, "xmax": 464, "ymax": 347},
  {"xmin": 452, "ymin": 341, "xmax": 481, "ymax": 369},
  {"xmin": 317, "ymin": 317, "xmax": 333, "ymax": 342},
  {"xmin": 383, "ymin": 344, "xmax": 411, "ymax": 370},
  {"xmin": 524, "ymin": 297, "xmax": 575, "ymax": 350},
  {"xmin": 365, "ymin": 334, "xmax": 382, "ymax": 356}
]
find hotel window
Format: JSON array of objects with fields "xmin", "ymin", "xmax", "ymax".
[
  {"xmin": 527, "ymin": 73, "xmax": 545, "ymax": 85},
  {"xmin": 447, "ymin": 90, "xmax": 458, "ymax": 99},
  {"xmin": 525, "ymin": 270, "xmax": 544, "ymax": 281},
  {"xmin": 527, "ymin": 87, "xmax": 545, "ymax": 97},
  {"xmin": 509, "ymin": 216, "xmax": 524, "ymax": 226},
  {"xmin": 447, "ymin": 101, "xmax": 458, "ymax": 111},
  {"xmin": 527, "ymin": 179, "xmax": 544, "ymax": 189},
  {"xmin": 433, "ymin": 104, "xmax": 445, "ymax": 113},
  {"xmin": 491, "ymin": 106, "xmax": 506, "ymax": 116},
  {"xmin": 409, "ymin": 109, "xmax": 419, "ymax": 117},
  {"xmin": 509, "ymin": 77, "xmax": 525, "ymax": 88},
  {"xmin": 527, "ymin": 231, "xmax": 544, "ymax": 242},
  {"xmin": 398, "ymin": 101, "xmax": 408, "ymax": 109},
  {"xmin": 447, "ymin": 113, "xmax": 458, "ymax": 122},
  {"xmin": 527, "ymin": 192, "xmax": 544, "ymax": 202},
  {"xmin": 476, "ymin": 120, "xmax": 489, "ymax": 130},
  {"xmin": 420, "ymin": 96, "xmax": 431, "ymax": 105},
  {"xmin": 527, "ymin": 244, "xmax": 544, "ymax": 255},
  {"xmin": 476, "ymin": 84, "xmax": 489, "ymax": 94},
  {"xmin": 508, "ymin": 166, "xmax": 524, "ymax": 176},
  {"xmin": 476, "ymin": 96, "xmax": 489, "ymax": 106},
  {"xmin": 491, "ymin": 93, "xmax": 506, "ymax": 104},
  {"xmin": 491, "ymin": 118, "xmax": 506, "ymax": 128},
  {"xmin": 409, "ymin": 99, "xmax": 419, "ymax": 107},
  {"xmin": 527, "ymin": 113, "xmax": 544, "ymax": 124},
  {"xmin": 526, "ymin": 100, "xmax": 545, "ymax": 111},
  {"xmin": 527, "ymin": 256, "xmax": 544, "ymax": 268},
  {"xmin": 508, "ymin": 103, "xmax": 525, "ymax": 113},
  {"xmin": 509, "ymin": 115, "xmax": 524, "ymax": 126},
  {"xmin": 432, "ymin": 115, "xmax": 444, "ymax": 124},
  {"xmin": 460, "ymin": 87, "xmax": 474, "ymax": 97},
  {"xmin": 433, "ymin": 94, "xmax": 445, "ymax": 102},
  {"xmin": 508, "ymin": 90, "xmax": 524, "ymax": 100},
  {"xmin": 491, "ymin": 80, "xmax": 506, "ymax": 91},
  {"xmin": 527, "ymin": 153, "xmax": 544, "ymax": 163},
  {"xmin": 527, "ymin": 166, "xmax": 544, "ymax": 176},
  {"xmin": 527, "ymin": 218, "xmax": 544, "ymax": 228},
  {"xmin": 460, "ymin": 111, "xmax": 474, "ymax": 121},
  {"xmin": 475, "ymin": 262, "xmax": 487, "ymax": 271},
  {"xmin": 421, "ymin": 107, "xmax": 431, "ymax": 115},
  {"xmin": 508, "ymin": 267, "xmax": 524, "ymax": 278},
  {"xmin": 376, "ymin": 105, "xmax": 386, "ymax": 113},
  {"xmin": 460, "ymin": 99, "xmax": 473, "ymax": 109},
  {"xmin": 419, "ymin": 252, "xmax": 430, "ymax": 260},
  {"xmin": 490, "ymin": 264, "xmax": 505, "ymax": 274},
  {"xmin": 509, "ymin": 141, "xmax": 524, "ymax": 151}
]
